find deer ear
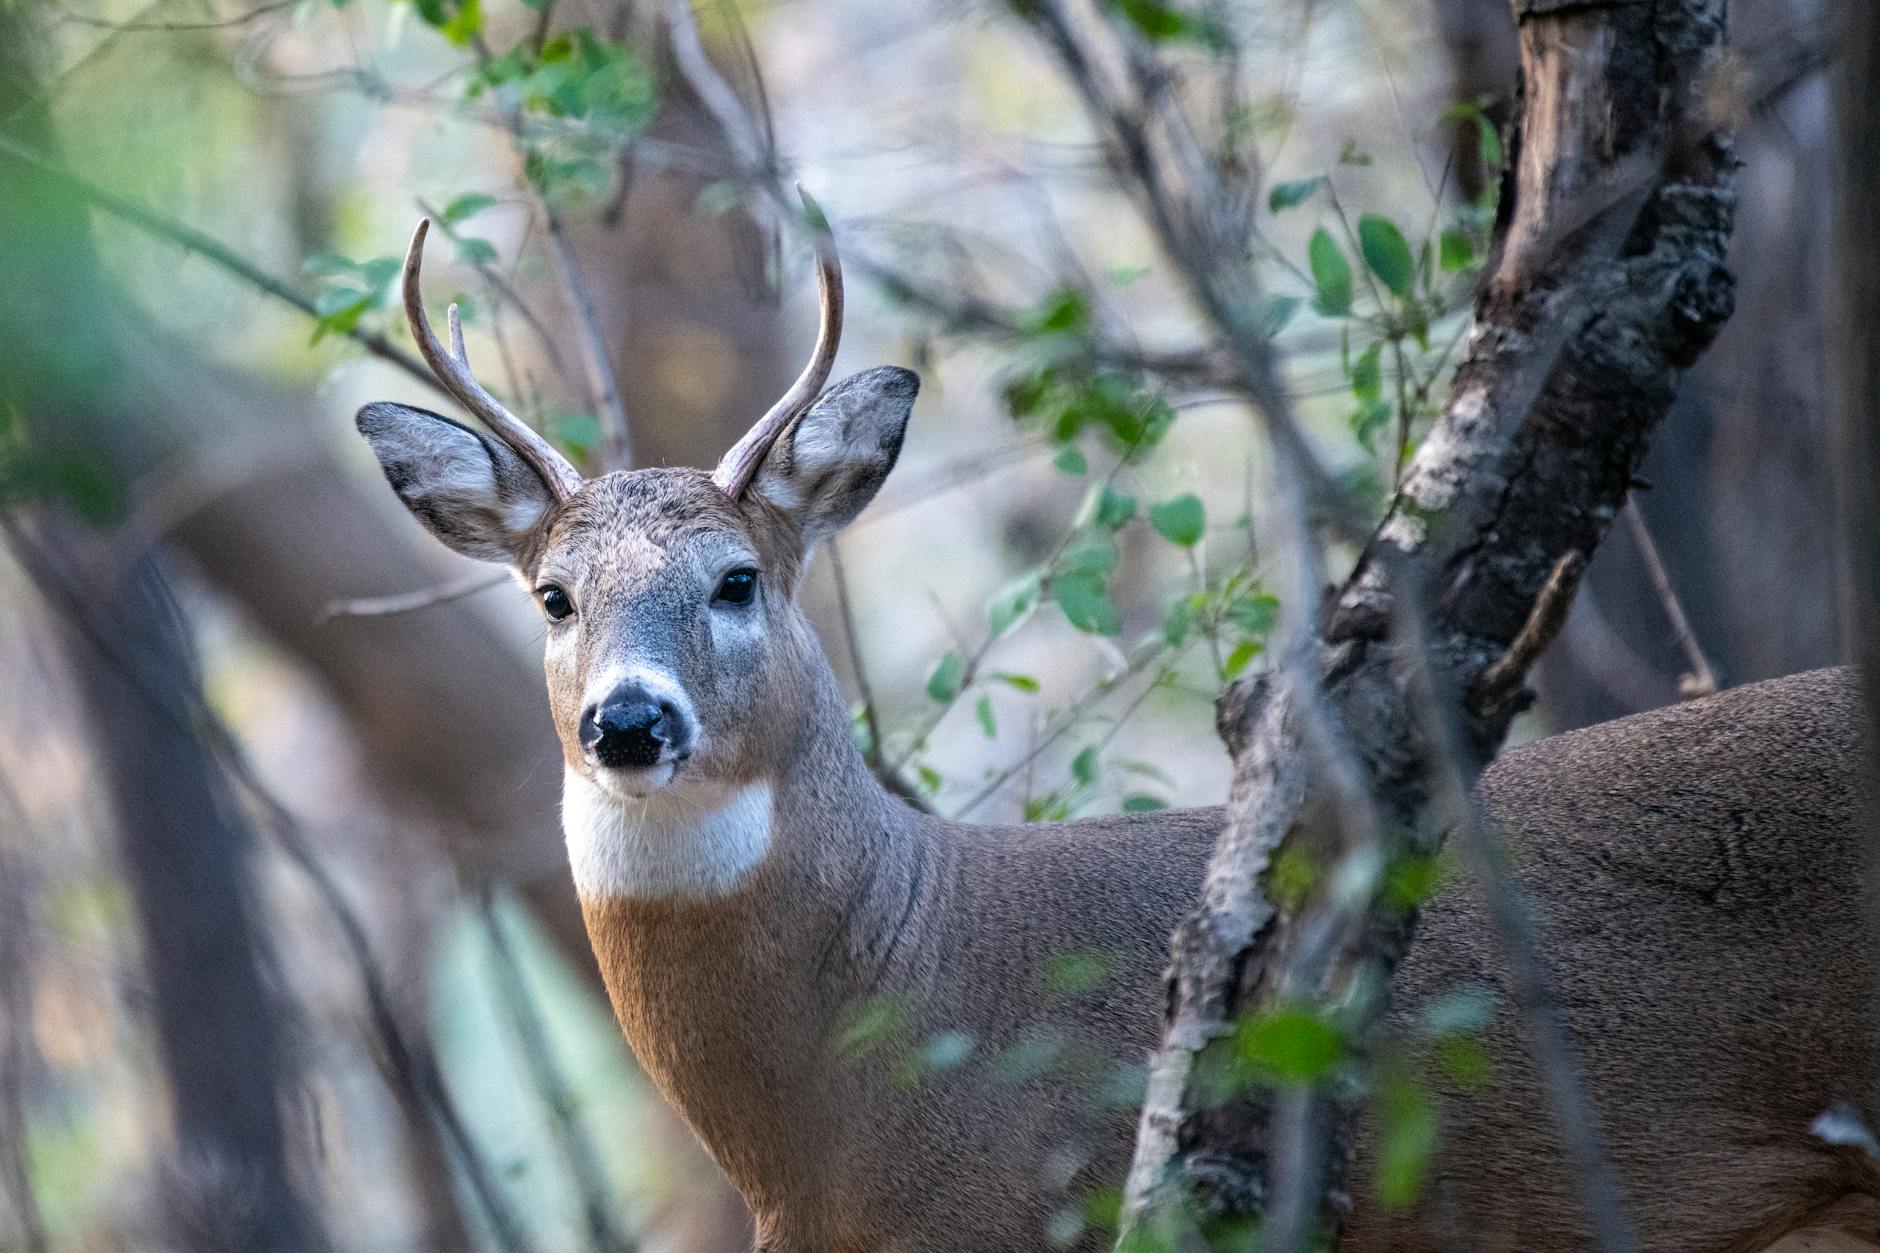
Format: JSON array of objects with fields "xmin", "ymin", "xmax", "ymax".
[
  {"xmin": 749, "ymin": 366, "xmax": 917, "ymax": 549},
  {"xmin": 355, "ymin": 401, "xmax": 557, "ymax": 565}
]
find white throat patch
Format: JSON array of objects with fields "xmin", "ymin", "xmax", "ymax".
[{"xmin": 561, "ymin": 768, "xmax": 774, "ymax": 900}]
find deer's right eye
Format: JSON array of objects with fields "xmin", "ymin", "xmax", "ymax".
[{"xmin": 536, "ymin": 584, "xmax": 575, "ymax": 621}]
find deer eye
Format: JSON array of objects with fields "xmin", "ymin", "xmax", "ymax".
[
  {"xmin": 713, "ymin": 567, "xmax": 758, "ymax": 607},
  {"xmin": 536, "ymin": 584, "xmax": 575, "ymax": 621}
]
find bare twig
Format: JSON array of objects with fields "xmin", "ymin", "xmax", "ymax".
[
  {"xmin": 826, "ymin": 539, "xmax": 935, "ymax": 813},
  {"xmin": 1474, "ymin": 551, "xmax": 1588, "ymax": 708},
  {"xmin": 540, "ymin": 201, "xmax": 635, "ymax": 469},
  {"xmin": 320, "ymin": 569, "xmax": 511, "ymax": 623},
  {"xmin": 828, "ymin": 543, "xmax": 884, "ymax": 765},
  {"xmin": 1622, "ymin": 498, "xmax": 1719, "ymax": 699}
]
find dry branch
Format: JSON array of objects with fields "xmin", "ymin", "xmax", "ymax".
[{"xmin": 1113, "ymin": 0, "xmax": 1737, "ymax": 1243}]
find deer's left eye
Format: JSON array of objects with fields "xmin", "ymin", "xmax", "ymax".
[
  {"xmin": 536, "ymin": 584, "xmax": 575, "ymax": 621},
  {"xmin": 713, "ymin": 568, "xmax": 758, "ymax": 607}
]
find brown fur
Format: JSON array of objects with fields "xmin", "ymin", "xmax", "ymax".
[
  {"xmin": 582, "ymin": 665, "xmax": 1880, "ymax": 1253},
  {"xmin": 357, "ymin": 383, "xmax": 1880, "ymax": 1252}
]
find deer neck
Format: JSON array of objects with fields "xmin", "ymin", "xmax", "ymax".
[{"xmin": 562, "ymin": 649, "xmax": 942, "ymax": 1205}]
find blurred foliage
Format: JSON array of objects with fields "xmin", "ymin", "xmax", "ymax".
[{"xmin": 0, "ymin": 0, "xmax": 1521, "ymax": 1243}]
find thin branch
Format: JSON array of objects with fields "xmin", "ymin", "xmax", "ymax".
[
  {"xmin": 1622, "ymin": 498, "xmax": 1719, "ymax": 699},
  {"xmin": 540, "ymin": 201, "xmax": 635, "ymax": 469},
  {"xmin": 320, "ymin": 569, "xmax": 511, "ymax": 623},
  {"xmin": 0, "ymin": 133, "xmax": 441, "ymax": 395},
  {"xmin": 827, "ymin": 539, "xmax": 935, "ymax": 813},
  {"xmin": 418, "ymin": 199, "xmax": 578, "ymax": 391}
]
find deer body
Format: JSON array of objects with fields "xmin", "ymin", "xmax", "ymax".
[{"xmin": 357, "ymin": 217, "xmax": 1880, "ymax": 1252}]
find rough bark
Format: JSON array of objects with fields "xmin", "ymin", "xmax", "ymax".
[
  {"xmin": 1123, "ymin": 0, "xmax": 1736, "ymax": 1241},
  {"xmin": 1426, "ymin": 0, "xmax": 1836, "ymax": 727}
]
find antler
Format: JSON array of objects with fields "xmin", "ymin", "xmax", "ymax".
[
  {"xmin": 711, "ymin": 186, "xmax": 845, "ymax": 500},
  {"xmin": 402, "ymin": 219, "xmax": 584, "ymax": 501}
]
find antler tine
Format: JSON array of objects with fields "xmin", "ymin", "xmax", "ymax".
[
  {"xmin": 712, "ymin": 185, "xmax": 846, "ymax": 500},
  {"xmin": 401, "ymin": 219, "xmax": 583, "ymax": 501}
]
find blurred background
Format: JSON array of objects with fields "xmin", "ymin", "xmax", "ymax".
[{"xmin": 0, "ymin": 0, "xmax": 1834, "ymax": 1248}]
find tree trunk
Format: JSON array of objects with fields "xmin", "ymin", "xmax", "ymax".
[
  {"xmin": 1124, "ymin": 0, "xmax": 1736, "ymax": 1242},
  {"xmin": 1426, "ymin": 0, "xmax": 1835, "ymax": 727}
]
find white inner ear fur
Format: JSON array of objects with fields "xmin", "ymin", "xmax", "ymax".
[{"xmin": 562, "ymin": 769, "xmax": 774, "ymax": 900}]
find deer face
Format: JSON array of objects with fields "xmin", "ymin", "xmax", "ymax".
[
  {"xmin": 355, "ymin": 212, "xmax": 913, "ymax": 896},
  {"xmin": 356, "ymin": 366, "xmax": 917, "ymax": 806}
]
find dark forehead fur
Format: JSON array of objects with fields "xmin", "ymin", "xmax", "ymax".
[{"xmin": 534, "ymin": 465, "xmax": 802, "ymax": 576}]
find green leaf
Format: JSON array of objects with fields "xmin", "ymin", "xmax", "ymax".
[
  {"xmin": 1222, "ymin": 638, "xmax": 1260, "ymax": 679},
  {"xmin": 1266, "ymin": 175, "xmax": 1326, "ymax": 214},
  {"xmin": 1376, "ymin": 1069, "xmax": 1439, "ymax": 1209},
  {"xmin": 1237, "ymin": 1005, "xmax": 1344, "ymax": 1083},
  {"xmin": 1308, "ymin": 228, "xmax": 1352, "ymax": 316},
  {"xmin": 548, "ymin": 412, "xmax": 602, "ymax": 459},
  {"xmin": 1054, "ymin": 572, "xmax": 1120, "ymax": 635},
  {"xmin": 925, "ymin": 650, "xmax": 967, "ymax": 703},
  {"xmin": 1071, "ymin": 745, "xmax": 1100, "ymax": 786},
  {"xmin": 974, "ymin": 695, "xmax": 997, "ymax": 739},
  {"xmin": 1024, "ymin": 288, "xmax": 1092, "ymax": 336},
  {"xmin": 1227, "ymin": 594, "xmax": 1277, "ymax": 639},
  {"xmin": 1352, "ymin": 399, "xmax": 1392, "ymax": 453},
  {"xmin": 1059, "ymin": 534, "xmax": 1118, "ymax": 576},
  {"xmin": 1418, "ymin": 987, "xmax": 1495, "ymax": 1038},
  {"xmin": 834, "ymin": 996, "xmax": 908, "ymax": 1058},
  {"xmin": 1121, "ymin": 794, "xmax": 1168, "ymax": 813},
  {"xmin": 358, "ymin": 256, "xmax": 401, "ymax": 293},
  {"xmin": 1437, "ymin": 1035, "xmax": 1494, "ymax": 1088},
  {"xmin": 992, "ymin": 671, "xmax": 1040, "ymax": 693},
  {"xmin": 1107, "ymin": 0, "xmax": 1230, "ymax": 50},
  {"xmin": 310, "ymin": 289, "xmax": 371, "ymax": 343},
  {"xmin": 1259, "ymin": 293, "xmax": 1303, "ymax": 337},
  {"xmin": 987, "ymin": 573, "xmax": 1042, "ymax": 638},
  {"xmin": 1096, "ymin": 488, "xmax": 1137, "ymax": 530},
  {"xmin": 1358, "ymin": 215, "xmax": 1416, "ymax": 299},
  {"xmin": 1149, "ymin": 493, "xmax": 1205, "ymax": 547},
  {"xmin": 1163, "ymin": 596, "xmax": 1194, "ymax": 647},
  {"xmin": 1053, "ymin": 446, "xmax": 1088, "ymax": 475},
  {"xmin": 1044, "ymin": 950, "xmax": 1113, "ymax": 998},
  {"xmin": 1438, "ymin": 227, "xmax": 1474, "ymax": 274},
  {"xmin": 920, "ymin": 1030, "xmax": 976, "ymax": 1071},
  {"xmin": 1350, "ymin": 341, "xmax": 1383, "ymax": 405},
  {"xmin": 301, "ymin": 251, "xmax": 358, "ymax": 277},
  {"xmin": 438, "ymin": 0, "xmax": 482, "ymax": 45},
  {"xmin": 454, "ymin": 236, "xmax": 499, "ymax": 266},
  {"xmin": 441, "ymin": 192, "xmax": 497, "ymax": 224}
]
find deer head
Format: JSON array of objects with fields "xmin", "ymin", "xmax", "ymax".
[{"xmin": 355, "ymin": 210, "xmax": 918, "ymax": 888}]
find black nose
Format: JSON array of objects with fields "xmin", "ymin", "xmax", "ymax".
[{"xmin": 580, "ymin": 688, "xmax": 684, "ymax": 769}]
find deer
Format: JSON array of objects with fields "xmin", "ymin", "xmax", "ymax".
[{"xmin": 353, "ymin": 211, "xmax": 1880, "ymax": 1253}]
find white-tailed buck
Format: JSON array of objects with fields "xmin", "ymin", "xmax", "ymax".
[{"xmin": 356, "ymin": 215, "xmax": 1880, "ymax": 1252}]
